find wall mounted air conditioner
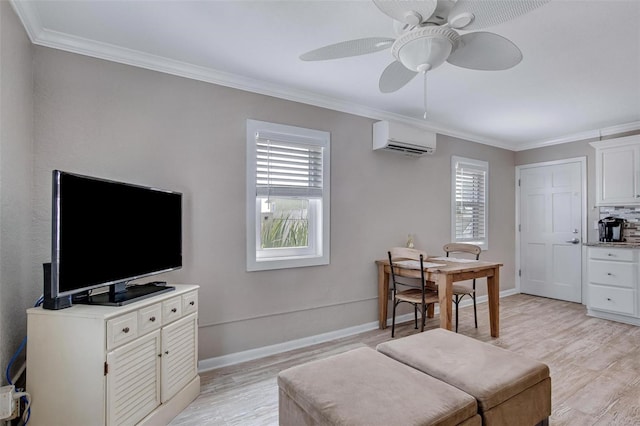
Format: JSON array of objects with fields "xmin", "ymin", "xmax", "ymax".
[{"xmin": 372, "ymin": 120, "xmax": 436, "ymax": 157}]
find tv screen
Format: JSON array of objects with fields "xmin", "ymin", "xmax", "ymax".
[{"xmin": 47, "ymin": 170, "xmax": 182, "ymax": 307}]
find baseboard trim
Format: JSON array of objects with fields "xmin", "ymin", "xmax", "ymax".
[
  {"xmin": 197, "ymin": 321, "xmax": 380, "ymax": 373},
  {"xmin": 198, "ymin": 288, "xmax": 519, "ymax": 372}
]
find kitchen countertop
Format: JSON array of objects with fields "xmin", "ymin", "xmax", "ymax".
[{"xmin": 584, "ymin": 242, "xmax": 640, "ymax": 248}]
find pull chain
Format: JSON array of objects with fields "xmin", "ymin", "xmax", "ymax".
[{"xmin": 423, "ymin": 71, "xmax": 428, "ymax": 120}]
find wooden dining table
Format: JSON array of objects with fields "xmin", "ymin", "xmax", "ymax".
[{"xmin": 375, "ymin": 257, "xmax": 503, "ymax": 337}]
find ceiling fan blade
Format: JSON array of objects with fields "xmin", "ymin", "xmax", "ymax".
[
  {"xmin": 447, "ymin": 32, "xmax": 523, "ymax": 71},
  {"xmin": 448, "ymin": 0, "xmax": 550, "ymax": 30},
  {"xmin": 300, "ymin": 38, "xmax": 394, "ymax": 61},
  {"xmin": 379, "ymin": 61, "xmax": 418, "ymax": 93},
  {"xmin": 373, "ymin": 0, "xmax": 438, "ymax": 26}
]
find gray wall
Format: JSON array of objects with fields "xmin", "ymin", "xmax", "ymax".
[
  {"xmin": 515, "ymin": 130, "xmax": 640, "ymax": 243},
  {"xmin": 0, "ymin": 1, "xmax": 36, "ymax": 381},
  {"xmin": 31, "ymin": 47, "xmax": 517, "ymax": 360}
]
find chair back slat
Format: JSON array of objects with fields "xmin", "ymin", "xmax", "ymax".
[
  {"xmin": 443, "ymin": 243, "xmax": 481, "ymax": 259},
  {"xmin": 389, "ymin": 247, "xmax": 428, "ymax": 262}
]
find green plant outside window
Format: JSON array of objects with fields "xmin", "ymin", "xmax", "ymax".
[{"xmin": 260, "ymin": 198, "xmax": 309, "ymax": 249}]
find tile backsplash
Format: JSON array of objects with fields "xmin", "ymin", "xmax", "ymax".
[{"xmin": 599, "ymin": 206, "xmax": 640, "ymax": 243}]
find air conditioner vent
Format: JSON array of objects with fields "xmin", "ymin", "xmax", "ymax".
[{"xmin": 373, "ymin": 121, "xmax": 436, "ymax": 157}]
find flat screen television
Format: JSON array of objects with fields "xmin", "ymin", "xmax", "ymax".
[{"xmin": 43, "ymin": 170, "xmax": 182, "ymax": 309}]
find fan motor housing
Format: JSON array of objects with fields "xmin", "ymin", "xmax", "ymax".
[{"xmin": 392, "ymin": 27, "xmax": 461, "ymax": 72}]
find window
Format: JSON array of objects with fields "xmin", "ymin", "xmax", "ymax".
[
  {"xmin": 246, "ymin": 119, "xmax": 330, "ymax": 271},
  {"xmin": 451, "ymin": 156, "xmax": 488, "ymax": 249}
]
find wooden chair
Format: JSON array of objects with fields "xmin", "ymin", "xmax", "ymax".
[
  {"xmin": 443, "ymin": 243, "xmax": 482, "ymax": 332},
  {"xmin": 388, "ymin": 247, "xmax": 439, "ymax": 338}
]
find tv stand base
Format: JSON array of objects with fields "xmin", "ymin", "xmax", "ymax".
[
  {"xmin": 74, "ymin": 283, "xmax": 175, "ymax": 306},
  {"xmin": 139, "ymin": 376, "xmax": 200, "ymax": 426}
]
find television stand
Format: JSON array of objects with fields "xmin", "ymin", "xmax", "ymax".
[
  {"xmin": 27, "ymin": 284, "xmax": 199, "ymax": 426},
  {"xmin": 74, "ymin": 283, "xmax": 175, "ymax": 306}
]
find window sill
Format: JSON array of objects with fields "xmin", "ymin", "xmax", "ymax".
[{"xmin": 247, "ymin": 254, "xmax": 329, "ymax": 272}]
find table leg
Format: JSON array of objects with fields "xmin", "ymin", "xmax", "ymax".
[
  {"xmin": 427, "ymin": 304, "xmax": 434, "ymax": 318},
  {"xmin": 487, "ymin": 267, "xmax": 500, "ymax": 337},
  {"xmin": 378, "ymin": 263, "xmax": 388, "ymax": 329},
  {"xmin": 437, "ymin": 274, "xmax": 453, "ymax": 331}
]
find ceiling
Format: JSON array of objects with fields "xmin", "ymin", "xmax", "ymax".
[{"xmin": 10, "ymin": 0, "xmax": 640, "ymax": 151}]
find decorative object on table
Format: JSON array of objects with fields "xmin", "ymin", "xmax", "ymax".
[{"xmin": 406, "ymin": 234, "xmax": 414, "ymax": 248}]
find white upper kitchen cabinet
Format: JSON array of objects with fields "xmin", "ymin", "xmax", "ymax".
[{"xmin": 592, "ymin": 135, "xmax": 640, "ymax": 206}]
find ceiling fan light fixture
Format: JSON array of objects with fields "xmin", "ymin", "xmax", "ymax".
[{"xmin": 392, "ymin": 27, "xmax": 460, "ymax": 72}]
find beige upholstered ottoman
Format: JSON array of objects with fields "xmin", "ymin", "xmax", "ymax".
[
  {"xmin": 377, "ymin": 329, "xmax": 551, "ymax": 426},
  {"xmin": 278, "ymin": 347, "xmax": 481, "ymax": 426}
]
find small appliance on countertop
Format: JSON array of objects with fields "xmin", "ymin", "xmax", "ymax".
[{"xmin": 598, "ymin": 216, "xmax": 626, "ymax": 242}]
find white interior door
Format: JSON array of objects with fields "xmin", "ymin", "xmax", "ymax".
[{"xmin": 519, "ymin": 159, "xmax": 584, "ymax": 302}]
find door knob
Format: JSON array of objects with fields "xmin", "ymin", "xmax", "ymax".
[{"xmin": 565, "ymin": 238, "xmax": 580, "ymax": 244}]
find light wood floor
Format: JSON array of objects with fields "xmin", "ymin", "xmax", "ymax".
[{"xmin": 170, "ymin": 294, "xmax": 640, "ymax": 425}]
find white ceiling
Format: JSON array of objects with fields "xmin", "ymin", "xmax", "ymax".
[{"xmin": 11, "ymin": 0, "xmax": 640, "ymax": 151}]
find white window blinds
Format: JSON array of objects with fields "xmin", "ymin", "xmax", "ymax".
[
  {"xmin": 246, "ymin": 119, "xmax": 331, "ymax": 271},
  {"xmin": 255, "ymin": 130, "xmax": 324, "ymax": 199},
  {"xmin": 453, "ymin": 157, "xmax": 488, "ymax": 245}
]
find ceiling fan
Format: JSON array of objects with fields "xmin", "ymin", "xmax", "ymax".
[{"xmin": 300, "ymin": 0, "xmax": 550, "ymax": 117}]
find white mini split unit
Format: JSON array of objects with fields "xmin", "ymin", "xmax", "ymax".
[{"xmin": 373, "ymin": 121, "xmax": 436, "ymax": 157}]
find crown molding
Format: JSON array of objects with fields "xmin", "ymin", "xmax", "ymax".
[
  {"xmin": 515, "ymin": 121, "xmax": 640, "ymax": 151},
  {"xmin": 9, "ymin": 0, "xmax": 41, "ymax": 42}
]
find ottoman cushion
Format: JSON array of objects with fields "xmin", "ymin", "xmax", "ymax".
[
  {"xmin": 278, "ymin": 347, "xmax": 479, "ymax": 426},
  {"xmin": 376, "ymin": 329, "xmax": 550, "ymax": 411}
]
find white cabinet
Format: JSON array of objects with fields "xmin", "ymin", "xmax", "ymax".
[
  {"xmin": 161, "ymin": 314, "xmax": 198, "ymax": 403},
  {"xmin": 592, "ymin": 135, "xmax": 640, "ymax": 206},
  {"xmin": 26, "ymin": 284, "xmax": 200, "ymax": 426},
  {"xmin": 106, "ymin": 330, "xmax": 161, "ymax": 425},
  {"xmin": 586, "ymin": 247, "xmax": 640, "ymax": 325}
]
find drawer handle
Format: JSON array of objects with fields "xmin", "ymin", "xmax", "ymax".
[
  {"xmin": 149, "ymin": 316, "xmax": 156, "ymax": 322},
  {"xmin": 122, "ymin": 327, "xmax": 130, "ymax": 333},
  {"xmin": 189, "ymin": 301, "xmax": 195, "ymax": 306},
  {"xmin": 607, "ymin": 273, "xmax": 613, "ymax": 276},
  {"xmin": 607, "ymin": 298, "xmax": 612, "ymax": 301},
  {"xmin": 171, "ymin": 308, "xmax": 177, "ymax": 313},
  {"xmin": 165, "ymin": 350, "xmax": 169, "ymax": 355},
  {"xmin": 607, "ymin": 253, "xmax": 614, "ymax": 256}
]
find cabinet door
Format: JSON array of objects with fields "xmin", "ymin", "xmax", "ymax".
[
  {"xmin": 598, "ymin": 144, "xmax": 640, "ymax": 205},
  {"xmin": 161, "ymin": 313, "xmax": 198, "ymax": 403},
  {"xmin": 106, "ymin": 330, "xmax": 161, "ymax": 426}
]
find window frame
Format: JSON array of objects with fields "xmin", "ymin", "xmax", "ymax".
[
  {"xmin": 451, "ymin": 156, "xmax": 489, "ymax": 250},
  {"xmin": 246, "ymin": 119, "xmax": 330, "ymax": 271}
]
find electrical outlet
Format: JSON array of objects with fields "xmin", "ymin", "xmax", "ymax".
[{"xmin": 0, "ymin": 385, "xmax": 14, "ymax": 420}]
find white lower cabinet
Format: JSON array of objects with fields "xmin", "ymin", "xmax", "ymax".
[
  {"xmin": 161, "ymin": 314, "xmax": 198, "ymax": 403},
  {"xmin": 106, "ymin": 331, "xmax": 161, "ymax": 426},
  {"xmin": 587, "ymin": 248, "xmax": 640, "ymax": 325},
  {"xmin": 588, "ymin": 285, "xmax": 636, "ymax": 316},
  {"xmin": 26, "ymin": 284, "xmax": 200, "ymax": 426}
]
